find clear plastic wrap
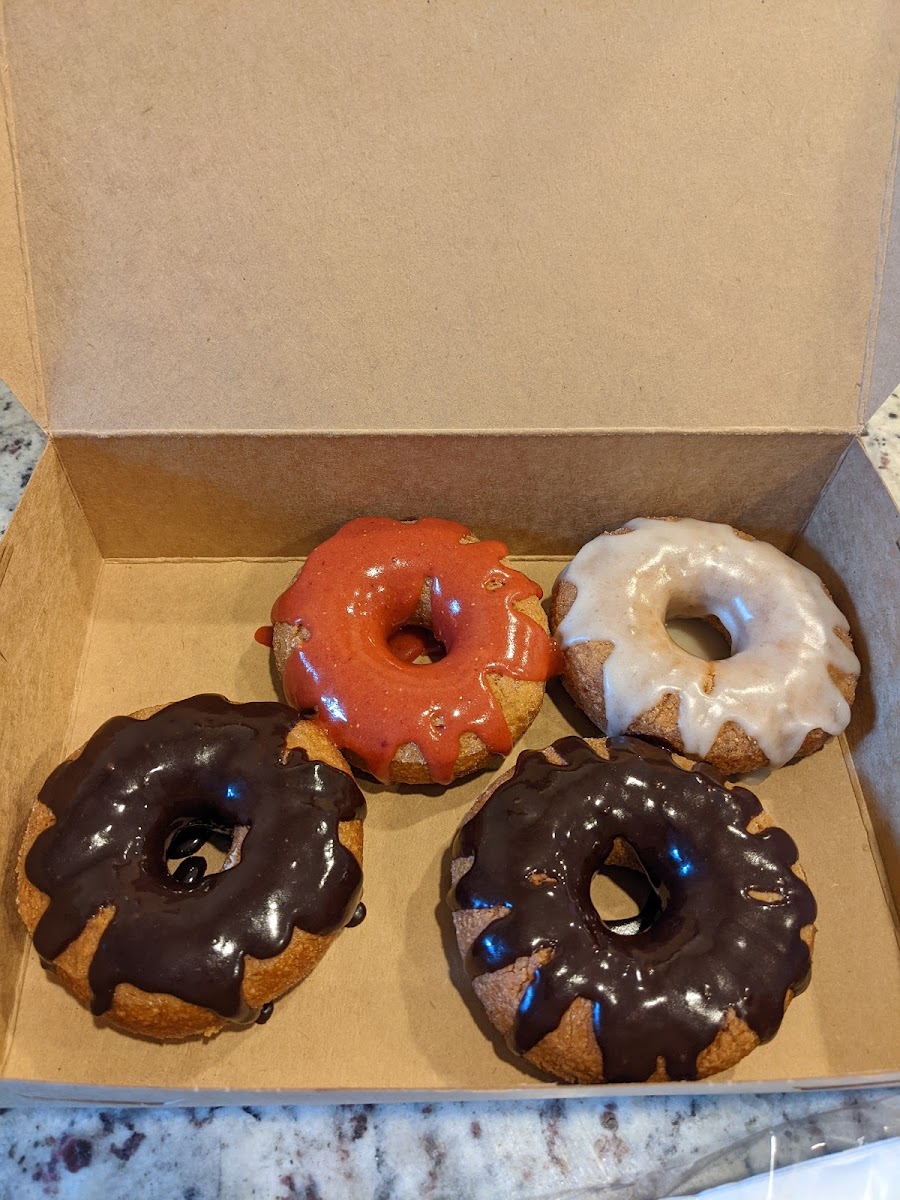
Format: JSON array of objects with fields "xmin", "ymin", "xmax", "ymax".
[
  {"xmin": 657, "ymin": 1092, "xmax": 900, "ymax": 1197},
  {"xmin": 662, "ymin": 1136, "xmax": 900, "ymax": 1197},
  {"xmin": 536, "ymin": 1092, "xmax": 900, "ymax": 1199}
]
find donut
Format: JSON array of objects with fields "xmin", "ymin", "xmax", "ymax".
[
  {"xmin": 550, "ymin": 517, "xmax": 859, "ymax": 774},
  {"xmin": 271, "ymin": 517, "xmax": 555, "ymax": 785},
  {"xmin": 16, "ymin": 695, "xmax": 366, "ymax": 1040},
  {"xmin": 448, "ymin": 735, "xmax": 816, "ymax": 1084}
]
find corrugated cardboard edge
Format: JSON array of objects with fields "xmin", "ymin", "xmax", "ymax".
[
  {"xmin": 0, "ymin": 0, "xmax": 45, "ymax": 430},
  {"xmin": 55, "ymin": 426, "xmax": 861, "ymax": 437},
  {"xmin": 1, "ymin": 1073, "xmax": 899, "ymax": 1109},
  {"xmin": 861, "ymin": 84, "xmax": 900, "ymax": 425}
]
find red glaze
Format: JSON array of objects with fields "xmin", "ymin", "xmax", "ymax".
[
  {"xmin": 387, "ymin": 625, "xmax": 446, "ymax": 664},
  {"xmin": 254, "ymin": 625, "xmax": 274, "ymax": 648},
  {"xmin": 548, "ymin": 638, "xmax": 565, "ymax": 679},
  {"xmin": 272, "ymin": 517, "xmax": 554, "ymax": 784}
]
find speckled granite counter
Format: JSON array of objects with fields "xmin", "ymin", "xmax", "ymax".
[
  {"xmin": 862, "ymin": 387, "xmax": 900, "ymax": 500},
  {"xmin": 0, "ymin": 1089, "xmax": 898, "ymax": 1199},
  {"xmin": 0, "ymin": 390, "xmax": 898, "ymax": 1199},
  {"xmin": 0, "ymin": 384, "xmax": 44, "ymax": 538}
]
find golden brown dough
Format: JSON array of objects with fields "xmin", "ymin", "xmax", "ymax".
[
  {"xmin": 449, "ymin": 737, "xmax": 816, "ymax": 1083},
  {"xmin": 17, "ymin": 701, "xmax": 365, "ymax": 1041}
]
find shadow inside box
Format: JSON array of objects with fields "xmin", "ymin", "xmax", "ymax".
[
  {"xmin": 789, "ymin": 534, "xmax": 875, "ymax": 749},
  {"xmin": 229, "ymin": 628, "xmax": 284, "ymax": 703},
  {"xmin": 357, "ymin": 765, "xmax": 491, "ymax": 833},
  {"xmin": 399, "ymin": 834, "xmax": 552, "ymax": 1087},
  {"xmin": 543, "ymin": 676, "xmax": 601, "ymax": 739},
  {"xmin": 337, "ymin": 679, "xmax": 587, "ymax": 830}
]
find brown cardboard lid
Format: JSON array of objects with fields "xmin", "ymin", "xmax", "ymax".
[
  {"xmin": 0, "ymin": 18, "xmax": 44, "ymax": 431},
  {"xmin": 2, "ymin": 1, "xmax": 899, "ymax": 435}
]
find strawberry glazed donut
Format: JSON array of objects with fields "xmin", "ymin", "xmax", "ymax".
[
  {"xmin": 271, "ymin": 517, "xmax": 556, "ymax": 785},
  {"xmin": 550, "ymin": 517, "xmax": 860, "ymax": 774}
]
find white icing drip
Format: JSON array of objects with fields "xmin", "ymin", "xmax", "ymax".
[{"xmin": 557, "ymin": 518, "xmax": 860, "ymax": 767}]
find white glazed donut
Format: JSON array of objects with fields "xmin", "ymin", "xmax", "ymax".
[{"xmin": 549, "ymin": 517, "xmax": 860, "ymax": 774}]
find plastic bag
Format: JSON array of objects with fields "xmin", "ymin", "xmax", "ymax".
[
  {"xmin": 661, "ymin": 1135, "xmax": 900, "ymax": 1198},
  {"xmin": 536, "ymin": 1091, "xmax": 900, "ymax": 1199},
  {"xmin": 660, "ymin": 1091, "xmax": 900, "ymax": 1197}
]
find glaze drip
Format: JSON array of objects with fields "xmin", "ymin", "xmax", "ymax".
[
  {"xmin": 272, "ymin": 517, "xmax": 554, "ymax": 783},
  {"xmin": 556, "ymin": 518, "xmax": 859, "ymax": 766},
  {"xmin": 26, "ymin": 696, "xmax": 365, "ymax": 1024},
  {"xmin": 450, "ymin": 736, "xmax": 816, "ymax": 1082}
]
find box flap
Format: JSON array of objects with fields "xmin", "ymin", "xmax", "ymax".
[
  {"xmin": 3, "ymin": 2, "xmax": 899, "ymax": 434},
  {"xmin": 797, "ymin": 438, "xmax": 900, "ymax": 912},
  {"xmin": 0, "ymin": 6, "xmax": 45, "ymax": 430},
  {"xmin": 862, "ymin": 97, "xmax": 900, "ymax": 423},
  {"xmin": 0, "ymin": 444, "xmax": 101, "ymax": 1061},
  {"xmin": 54, "ymin": 429, "xmax": 847, "ymax": 558}
]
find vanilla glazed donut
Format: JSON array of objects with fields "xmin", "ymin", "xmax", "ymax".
[
  {"xmin": 550, "ymin": 517, "xmax": 859, "ymax": 774},
  {"xmin": 17, "ymin": 696, "xmax": 366, "ymax": 1040},
  {"xmin": 271, "ymin": 517, "xmax": 555, "ymax": 785},
  {"xmin": 448, "ymin": 735, "xmax": 816, "ymax": 1084}
]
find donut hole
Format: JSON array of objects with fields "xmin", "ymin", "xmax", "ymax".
[
  {"xmin": 164, "ymin": 819, "xmax": 248, "ymax": 883},
  {"xmin": 590, "ymin": 841, "xmax": 667, "ymax": 936},
  {"xmin": 387, "ymin": 624, "xmax": 447, "ymax": 665},
  {"xmin": 665, "ymin": 613, "xmax": 732, "ymax": 661}
]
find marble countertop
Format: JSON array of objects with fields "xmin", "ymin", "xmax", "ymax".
[{"xmin": 0, "ymin": 390, "xmax": 898, "ymax": 1199}]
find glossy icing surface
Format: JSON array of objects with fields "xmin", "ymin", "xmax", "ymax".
[
  {"xmin": 272, "ymin": 517, "xmax": 554, "ymax": 783},
  {"xmin": 25, "ymin": 696, "xmax": 365, "ymax": 1024},
  {"xmin": 451, "ymin": 736, "xmax": 816, "ymax": 1082},
  {"xmin": 556, "ymin": 518, "xmax": 859, "ymax": 766}
]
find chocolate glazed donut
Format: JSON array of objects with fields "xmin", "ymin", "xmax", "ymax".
[
  {"xmin": 448, "ymin": 736, "xmax": 816, "ymax": 1084},
  {"xmin": 17, "ymin": 696, "xmax": 366, "ymax": 1040}
]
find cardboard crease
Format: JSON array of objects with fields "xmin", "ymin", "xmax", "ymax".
[
  {"xmin": 858, "ymin": 86, "xmax": 900, "ymax": 426},
  {"xmin": 0, "ymin": 1, "xmax": 45, "ymax": 429}
]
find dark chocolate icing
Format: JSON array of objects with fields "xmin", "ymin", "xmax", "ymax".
[
  {"xmin": 172, "ymin": 856, "xmax": 207, "ymax": 886},
  {"xmin": 166, "ymin": 827, "xmax": 207, "ymax": 859},
  {"xmin": 449, "ymin": 736, "xmax": 815, "ymax": 1082},
  {"xmin": 25, "ymin": 695, "xmax": 365, "ymax": 1025}
]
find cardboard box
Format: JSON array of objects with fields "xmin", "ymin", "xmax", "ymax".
[{"xmin": 0, "ymin": 2, "xmax": 898, "ymax": 1102}]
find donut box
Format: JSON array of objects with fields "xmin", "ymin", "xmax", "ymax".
[{"xmin": 0, "ymin": 2, "xmax": 899, "ymax": 1102}]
